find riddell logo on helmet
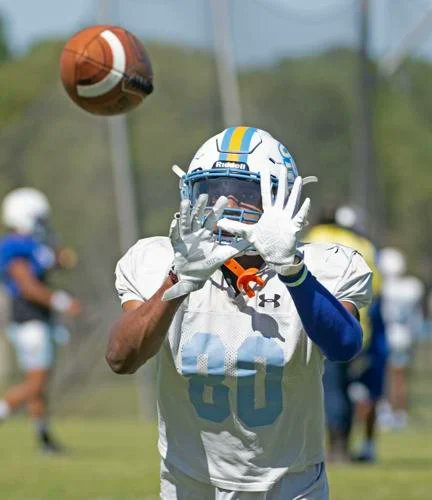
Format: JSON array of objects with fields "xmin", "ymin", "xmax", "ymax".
[{"xmin": 212, "ymin": 161, "xmax": 249, "ymax": 170}]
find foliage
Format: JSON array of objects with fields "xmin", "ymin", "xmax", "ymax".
[
  {"xmin": 0, "ymin": 14, "xmax": 11, "ymax": 63},
  {"xmin": 0, "ymin": 41, "xmax": 61, "ymax": 128}
]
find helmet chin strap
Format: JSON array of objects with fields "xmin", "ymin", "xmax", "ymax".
[{"xmin": 223, "ymin": 258, "xmax": 265, "ymax": 298}]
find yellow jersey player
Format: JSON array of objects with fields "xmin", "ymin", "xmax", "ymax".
[{"xmin": 305, "ymin": 206, "xmax": 385, "ymax": 462}]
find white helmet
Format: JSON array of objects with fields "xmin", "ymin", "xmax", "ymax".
[
  {"xmin": 173, "ymin": 127, "xmax": 316, "ymax": 234},
  {"xmin": 2, "ymin": 187, "xmax": 50, "ymax": 234},
  {"xmin": 335, "ymin": 205, "xmax": 358, "ymax": 229},
  {"xmin": 378, "ymin": 247, "xmax": 406, "ymax": 277}
]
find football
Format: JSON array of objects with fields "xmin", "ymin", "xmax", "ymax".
[{"xmin": 60, "ymin": 25, "xmax": 153, "ymax": 116}]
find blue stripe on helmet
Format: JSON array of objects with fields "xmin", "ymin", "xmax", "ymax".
[
  {"xmin": 219, "ymin": 127, "xmax": 236, "ymax": 161},
  {"xmin": 238, "ymin": 127, "xmax": 257, "ymax": 163}
]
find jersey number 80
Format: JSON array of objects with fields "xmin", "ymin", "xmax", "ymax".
[{"xmin": 181, "ymin": 332, "xmax": 285, "ymax": 428}]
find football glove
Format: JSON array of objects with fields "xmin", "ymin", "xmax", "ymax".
[
  {"xmin": 163, "ymin": 194, "xmax": 251, "ymax": 301},
  {"xmin": 217, "ymin": 166, "xmax": 310, "ymax": 276}
]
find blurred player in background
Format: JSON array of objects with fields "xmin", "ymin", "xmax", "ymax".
[
  {"xmin": 348, "ymin": 293, "xmax": 387, "ymax": 462},
  {"xmin": 305, "ymin": 205, "xmax": 386, "ymax": 463},
  {"xmin": 0, "ymin": 188, "xmax": 81, "ymax": 453},
  {"xmin": 377, "ymin": 247, "xmax": 424, "ymax": 431},
  {"xmin": 107, "ymin": 127, "xmax": 372, "ymax": 499}
]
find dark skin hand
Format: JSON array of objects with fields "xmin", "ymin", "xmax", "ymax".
[{"xmin": 56, "ymin": 247, "xmax": 78, "ymax": 269}]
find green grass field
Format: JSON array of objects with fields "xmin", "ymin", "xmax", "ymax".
[
  {"xmin": 1, "ymin": 345, "xmax": 430, "ymax": 499},
  {"xmin": 0, "ymin": 417, "xmax": 430, "ymax": 500}
]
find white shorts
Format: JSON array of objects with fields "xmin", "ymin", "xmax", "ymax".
[
  {"xmin": 387, "ymin": 325, "xmax": 413, "ymax": 368},
  {"xmin": 160, "ymin": 460, "xmax": 328, "ymax": 500},
  {"xmin": 6, "ymin": 320, "xmax": 56, "ymax": 371}
]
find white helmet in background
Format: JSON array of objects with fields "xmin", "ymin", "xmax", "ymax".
[
  {"xmin": 335, "ymin": 205, "xmax": 358, "ymax": 229},
  {"xmin": 2, "ymin": 187, "xmax": 50, "ymax": 234},
  {"xmin": 378, "ymin": 247, "xmax": 406, "ymax": 277}
]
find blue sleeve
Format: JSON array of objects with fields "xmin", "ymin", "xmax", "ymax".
[
  {"xmin": 0, "ymin": 236, "xmax": 34, "ymax": 297},
  {"xmin": 0, "ymin": 236, "xmax": 33, "ymax": 274},
  {"xmin": 279, "ymin": 267, "xmax": 363, "ymax": 362}
]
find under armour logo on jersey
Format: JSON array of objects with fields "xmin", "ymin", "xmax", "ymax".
[{"xmin": 258, "ymin": 294, "xmax": 281, "ymax": 308}]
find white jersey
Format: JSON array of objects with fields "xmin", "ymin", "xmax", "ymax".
[
  {"xmin": 115, "ymin": 237, "xmax": 372, "ymax": 492},
  {"xmin": 381, "ymin": 275, "xmax": 424, "ymax": 351}
]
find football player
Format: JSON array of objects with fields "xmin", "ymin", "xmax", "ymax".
[
  {"xmin": 377, "ymin": 247, "xmax": 424, "ymax": 431},
  {"xmin": 107, "ymin": 127, "xmax": 372, "ymax": 499},
  {"xmin": 306, "ymin": 205, "xmax": 386, "ymax": 463},
  {"xmin": 0, "ymin": 188, "xmax": 81, "ymax": 453}
]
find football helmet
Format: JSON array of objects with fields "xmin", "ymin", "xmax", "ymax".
[
  {"xmin": 2, "ymin": 187, "xmax": 51, "ymax": 236},
  {"xmin": 173, "ymin": 127, "xmax": 315, "ymax": 243},
  {"xmin": 335, "ymin": 205, "xmax": 357, "ymax": 229},
  {"xmin": 378, "ymin": 247, "xmax": 406, "ymax": 277}
]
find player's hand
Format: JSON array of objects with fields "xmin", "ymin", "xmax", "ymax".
[
  {"xmin": 56, "ymin": 247, "xmax": 78, "ymax": 269},
  {"xmin": 163, "ymin": 194, "xmax": 250, "ymax": 301},
  {"xmin": 217, "ymin": 167, "xmax": 310, "ymax": 276}
]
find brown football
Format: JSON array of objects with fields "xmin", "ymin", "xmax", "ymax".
[{"xmin": 60, "ymin": 25, "xmax": 153, "ymax": 115}]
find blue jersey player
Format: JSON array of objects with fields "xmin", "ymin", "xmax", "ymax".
[{"xmin": 0, "ymin": 188, "xmax": 81, "ymax": 453}]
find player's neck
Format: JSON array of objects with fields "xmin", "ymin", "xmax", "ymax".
[
  {"xmin": 236, "ymin": 254, "xmax": 264, "ymax": 270},
  {"xmin": 220, "ymin": 254, "xmax": 264, "ymax": 296}
]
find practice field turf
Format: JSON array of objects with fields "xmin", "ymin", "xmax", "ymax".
[{"xmin": 0, "ymin": 418, "xmax": 430, "ymax": 500}]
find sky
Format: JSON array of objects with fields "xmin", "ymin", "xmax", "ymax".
[{"xmin": 1, "ymin": 0, "xmax": 432, "ymax": 67}]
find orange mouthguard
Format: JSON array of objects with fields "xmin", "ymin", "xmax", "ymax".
[{"xmin": 224, "ymin": 258, "xmax": 265, "ymax": 298}]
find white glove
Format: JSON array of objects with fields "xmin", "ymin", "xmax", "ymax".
[
  {"xmin": 217, "ymin": 166, "xmax": 310, "ymax": 276},
  {"xmin": 163, "ymin": 194, "xmax": 251, "ymax": 301}
]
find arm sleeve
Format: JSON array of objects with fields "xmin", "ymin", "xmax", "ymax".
[{"xmin": 280, "ymin": 249, "xmax": 373, "ymax": 362}]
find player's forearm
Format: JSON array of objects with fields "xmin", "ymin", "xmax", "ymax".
[
  {"xmin": 106, "ymin": 278, "xmax": 184, "ymax": 374},
  {"xmin": 17, "ymin": 279, "xmax": 75, "ymax": 314},
  {"xmin": 9, "ymin": 259, "xmax": 69, "ymax": 311},
  {"xmin": 19, "ymin": 281, "xmax": 54, "ymax": 308},
  {"xmin": 279, "ymin": 267, "xmax": 363, "ymax": 362}
]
